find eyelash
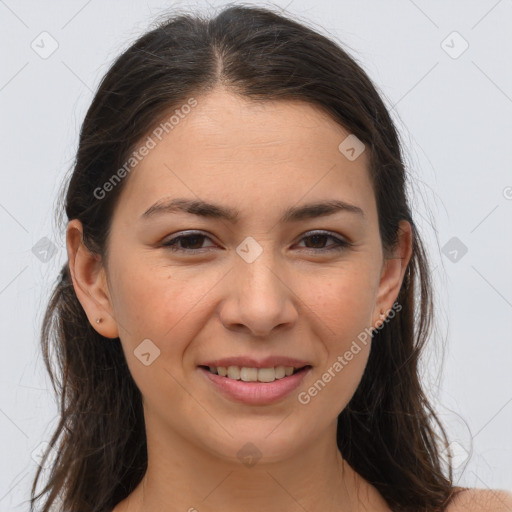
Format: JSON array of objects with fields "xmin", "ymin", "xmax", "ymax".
[{"xmin": 161, "ymin": 230, "xmax": 351, "ymax": 254}]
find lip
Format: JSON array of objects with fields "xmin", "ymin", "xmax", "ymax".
[
  {"xmin": 198, "ymin": 365, "xmax": 312, "ymax": 405},
  {"xmin": 198, "ymin": 356, "xmax": 311, "ymax": 368}
]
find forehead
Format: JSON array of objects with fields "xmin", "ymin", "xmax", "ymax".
[{"xmin": 112, "ymin": 88, "xmax": 376, "ymax": 225}]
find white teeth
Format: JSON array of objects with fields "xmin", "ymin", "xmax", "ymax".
[
  {"xmin": 207, "ymin": 365, "xmax": 303, "ymax": 382},
  {"xmin": 227, "ymin": 366, "xmax": 241, "ymax": 380},
  {"xmin": 257, "ymin": 368, "xmax": 276, "ymax": 382},
  {"xmin": 275, "ymin": 366, "xmax": 286, "ymax": 379},
  {"xmin": 240, "ymin": 367, "xmax": 258, "ymax": 382}
]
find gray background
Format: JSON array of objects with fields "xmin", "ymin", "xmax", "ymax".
[{"xmin": 1, "ymin": 0, "xmax": 511, "ymax": 508}]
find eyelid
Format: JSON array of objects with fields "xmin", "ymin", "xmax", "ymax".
[
  {"xmin": 294, "ymin": 230, "xmax": 352, "ymax": 252},
  {"xmin": 295, "ymin": 229, "xmax": 350, "ymax": 244},
  {"xmin": 161, "ymin": 230, "xmax": 217, "ymax": 249},
  {"xmin": 161, "ymin": 229, "xmax": 351, "ymax": 253}
]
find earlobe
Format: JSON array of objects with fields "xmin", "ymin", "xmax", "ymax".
[
  {"xmin": 372, "ymin": 220, "xmax": 413, "ymax": 327},
  {"xmin": 66, "ymin": 219, "xmax": 119, "ymax": 339}
]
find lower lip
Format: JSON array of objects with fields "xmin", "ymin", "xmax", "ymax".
[{"xmin": 198, "ymin": 366, "xmax": 312, "ymax": 405}]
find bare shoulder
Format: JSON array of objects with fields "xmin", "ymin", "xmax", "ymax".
[{"xmin": 447, "ymin": 488, "xmax": 512, "ymax": 512}]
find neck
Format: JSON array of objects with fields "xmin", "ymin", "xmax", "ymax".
[{"xmin": 123, "ymin": 418, "xmax": 367, "ymax": 512}]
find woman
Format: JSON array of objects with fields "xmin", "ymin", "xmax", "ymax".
[{"xmin": 30, "ymin": 5, "xmax": 512, "ymax": 512}]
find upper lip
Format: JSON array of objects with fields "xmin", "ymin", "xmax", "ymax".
[{"xmin": 198, "ymin": 356, "xmax": 312, "ymax": 369}]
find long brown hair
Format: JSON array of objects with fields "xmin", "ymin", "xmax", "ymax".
[{"xmin": 30, "ymin": 5, "xmax": 457, "ymax": 511}]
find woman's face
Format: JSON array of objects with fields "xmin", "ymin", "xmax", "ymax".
[{"xmin": 70, "ymin": 87, "xmax": 411, "ymax": 464}]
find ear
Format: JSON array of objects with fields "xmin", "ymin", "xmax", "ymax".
[
  {"xmin": 66, "ymin": 219, "xmax": 119, "ymax": 339},
  {"xmin": 372, "ymin": 220, "xmax": 413, "ymax": 327}
]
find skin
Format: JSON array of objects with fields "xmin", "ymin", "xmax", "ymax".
[
  {"xmin": 449, "ymin": 490, "xmax": 512, "ymax": 512},
  {"xmin": 67, "ymin": 88, "xmax": 510, "ymax": 511}
]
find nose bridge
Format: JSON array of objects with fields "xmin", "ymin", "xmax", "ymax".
[
  {"xmin": 220, "ymin": 237, "xmax": 297, "ymax": 336},
  {"xmin": 239, "ymin": 243, "xmax": 281, "ymax": 298}
]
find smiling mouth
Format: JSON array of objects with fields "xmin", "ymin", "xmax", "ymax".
[{"xmin": 198, "ymin": 365, "xmax": 311, "ymax": 383}]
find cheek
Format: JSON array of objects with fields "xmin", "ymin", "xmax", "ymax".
[
  {"xmin": 110, "ymin": 253, "xmax": 222, "ymax": 342},
  {"xmin": 302, "ymin": 346, "xmax": 370, "ymax": 419},
  {"xmin": 300, "ymin": 262, "xmax": 379, "ymax": 340},
  {"xmin": 109, "ymin": 257, "xmax": 230, "ymax": 396},
  {"xmin": 294, "ymin": 265, "xmax": 377, "ymax": 413},
  {"xmin": 108, "ymin": 260, "xmax": 216, "ymax": 411}
]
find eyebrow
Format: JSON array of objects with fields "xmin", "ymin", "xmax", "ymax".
[{"xmin": 140, "ymin": 197, "xmax": 365, "ymax": 223}]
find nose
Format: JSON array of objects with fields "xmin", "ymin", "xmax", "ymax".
[{"xmin": 218, "ymin": 250, "xmax": 299, "ymax": 337}]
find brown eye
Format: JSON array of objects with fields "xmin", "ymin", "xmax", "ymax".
[
  {"xmin": 162, "ymin": 232, "xmax": 216, "ymax": 252},
  {"xmin": 297, "ymin": 231, "xmax": 351, "ymax": 252}
]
